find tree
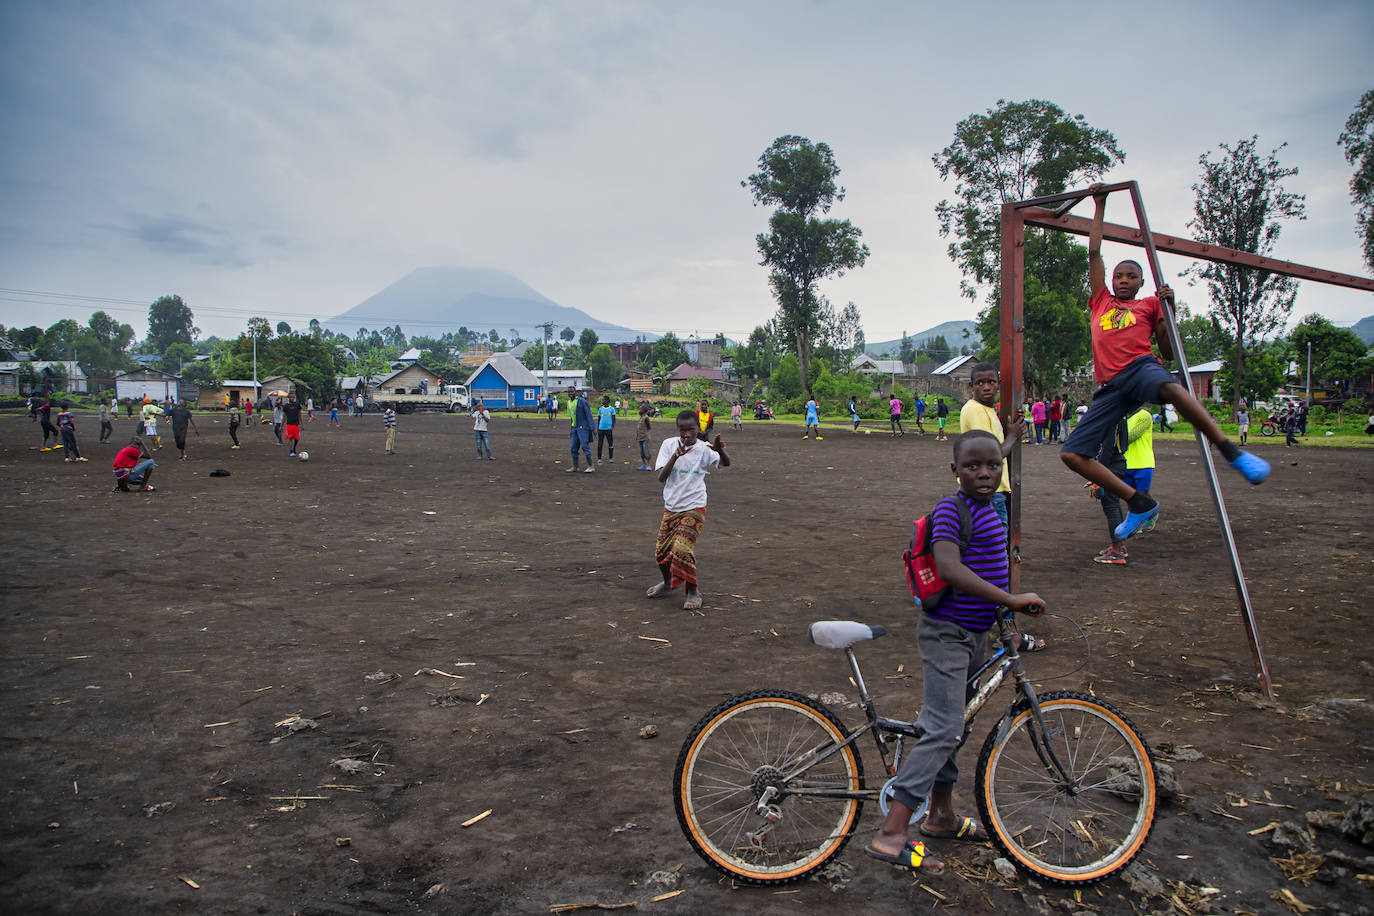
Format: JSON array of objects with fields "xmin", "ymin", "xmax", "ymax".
[
  {"xmin": 41, "ymin": 319, "xmax": 82, "ymax": 360},
  {"xmin": 1218, "ymin": 344, "xmax": 1286, "ymax": 405},
  {"xmin": 1288, "ymin": 313, "xmax": 1373, "ymax": 391},
  {"xmin": 1174, "ymin": 303, "xmax": 1229, "ymax": 364},
  {"xmin": 247, "ymin": 317, "xmax": 273, "ymax": 342},
  {"xmin": 770, "ymin": 354, "xmax": 803, "ymax": 399},
  {"xmin": 1337, "ymin": 89, "xmax": 1374, "ymax": 274},
  {"xmin": 933, "ymin": 99, "xmax": 1124, "ymax": 301},
  {"xmin": 587, "ymin": 343, "xmax": 619, "ymax": 390},
  {"xmin": 147, "ymin": 295, "xmax": 198, "ymax": 352},
  {"xmin": 160, "ymin": 342, "xmax": 196, "ymax": 375},
  {"xmin": 579, "ymin": 328, "xmax": 599, "ymax": 356},
  {"xmin": 1186, "ymin": 136, "xmax": 1306, "ymax": 412},
  {"xmin": 973, "ymin": 231, "xmax": 1091, "ymax": 392},
  {"xmin": 560, "ymin": 326, "xmax": 575, "ymax": 342},
  {"xmin": 898, "ymin": 333, "xmax": 914, "ymax": 363},
  {"xmin": 308, "ymin": 318, "xmax": 322, "ymax": 336},
  {"xmin": 78, "ymin": 311, "xmax": 136, "ymax": 379},
  {"xmin": 649, "ymin": 332, "xmax": 688, "ymax": 371},
  {"xmin": 276, "ymin": 321, "xmax": 293, "ymax": 337},
  {"xmin": 745, "ymin": 135, "xmax": 869, "ymax": 398}
]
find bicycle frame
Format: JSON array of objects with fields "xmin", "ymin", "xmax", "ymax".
[{"xmin": 767, "ymin": 609, "xmax": 1077, "ymax": 812}]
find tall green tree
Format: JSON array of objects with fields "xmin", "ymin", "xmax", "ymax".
[
  {"xmin": 745, "ymin": 135, "xmax": 868, "ymax": 398},
  {"xmin": 78, "ymin": 310, "xmax": 136, "ymax": 379},
  {"xmin": 147, "ymin": 294, "xmax": 198, "ymax": 352},
  {"xmin": 560, "ymin": 326, "xmax": 575, "ymax": 342},
  {"xmin": 1338, "ymin": 89, "xmax": 1374, "ymax": 274},
  {"xmin": 1173, "ymin": 303, "xmax": 1229, "ymax": 364},
  {"xmin": 974, "ymin": 232, "xmax": 1092, "ymax": 392},
  {"xmin": 41, "ymin": 319, "xmax": 82, "ymax": 360},
  {"xmin": 1186, "ymin": 136, "xmax": 1306, "ymax": 412},
  {"xmin": 933, "ymin": 99, "xmax": 1124, "ymax": 301},
  {"xmin": 933, "ymin": 100, "xmax": 1117, "ymax": 390},
  {"xmin": 649, "ymin": 332, "xmax": 688, "ymax": 370},
  {"xmin": 579, "ymin": 328, "xmax": 599, "ymax": 356},
  {"xmin": 1288, "ymin": 313, "xmax": 1373, "ymax": 390},
  {"xmin": 587, "ymin": 343, "xmax": 619, "ymax": 390}
]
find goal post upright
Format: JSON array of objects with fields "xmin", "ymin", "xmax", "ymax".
[{"xmin": 998, "ymin": 181, "xmax": 1371, "ymax": 700}]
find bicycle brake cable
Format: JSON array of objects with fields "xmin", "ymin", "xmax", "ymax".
[{"xmin": 1022, "ymin": 612, "xmax": 1091, "ymax": 684}]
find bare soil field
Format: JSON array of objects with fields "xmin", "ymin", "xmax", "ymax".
[{"xmin": 1, "ymin": 409, "xmax": 1371, "ymax": 915}]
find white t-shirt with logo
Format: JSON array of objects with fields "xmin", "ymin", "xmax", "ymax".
[{"xmin": 655, "ymin": 438, "xmax": 722, "ymax": 512}]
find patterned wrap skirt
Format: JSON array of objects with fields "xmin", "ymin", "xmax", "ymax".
[{"xmin": 655, "ymin": 507, "xmax": 706, "ymax": 588}]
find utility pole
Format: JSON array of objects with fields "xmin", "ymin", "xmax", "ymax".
[
  {"xmin": 537, "ymin": 322, "xmax": 554, "ymax": 400},
  {"xmin": 1305, "ymin": 340, "xmax": 1312, "ymax": 406}
]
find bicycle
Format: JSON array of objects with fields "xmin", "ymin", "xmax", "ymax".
[{"xmin": 673, "ymin": 607, "xmax": 1157, "ymax": 886}]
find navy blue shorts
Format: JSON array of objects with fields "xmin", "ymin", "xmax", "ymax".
[{"xmin": 1062, "ymin": 355, "xmax": 1177, "ymax": 458}]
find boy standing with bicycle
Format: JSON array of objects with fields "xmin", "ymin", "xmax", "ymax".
[{"xmin": 868, "ymin": 430, "xmax": 1043, "ymax": 876}]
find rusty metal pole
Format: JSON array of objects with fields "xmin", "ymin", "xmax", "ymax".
[
  {"xmin": 1124, "ymin": 182, "xmax": 1275, "ymax": 699},
  {"xmin": 999, "ymin": 203, "xmax": 1026, "ymax": 591}
]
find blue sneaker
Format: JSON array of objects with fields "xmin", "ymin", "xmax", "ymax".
[
  {"xmin": 1230, "ymin": 451, "xmax": 1270, "ymax": 484},
  {"xmin": 1113, "ymin": 504, "xmax": 1160, "ymax": 541}
]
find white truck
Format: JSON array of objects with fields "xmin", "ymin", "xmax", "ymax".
[{"xmin": 369, "ymin": 385, "xmax": 470, "ymax": 414}]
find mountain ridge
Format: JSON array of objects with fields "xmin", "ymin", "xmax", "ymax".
[{"xmin": 324, "ymin": 267, "xmax": 652, "ymax": 341}]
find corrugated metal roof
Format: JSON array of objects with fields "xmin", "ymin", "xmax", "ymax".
[{"xmin": 930, "ymin": 354, "xmax": 977, "ymax": 376}]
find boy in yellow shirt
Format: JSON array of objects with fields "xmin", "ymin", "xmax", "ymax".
[{"xmin": 957, "ymin": 363, "xmax": 1024, "ymax": 532}]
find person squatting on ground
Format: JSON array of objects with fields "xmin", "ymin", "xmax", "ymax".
[
  {"xmin": 168, "ymin": 400, "xmax": 200, "ymax": 460},
  {"xmin": 957, "ymin": 363, "xmax": 1025, "ymax": 532},
  {"xmin": 1061, "ymin": 186, "xmax": 1268, "ymax": 543},
  {"xmin": 98, "ymin": 400, "xmax": 113, "ymax": 444},
  {"xmin": 889, "ymin": 394, "xmax": 905, "ymax": 437},
  {"xmin": 567, "ymin": 388, "xmax": 595, "ymax": 472},
  {"xmin": 282, "ymin": 396, "xmax": 303, "ymax": 457},
  {"xmin": 646, "ymin": 409, "xmax": 730, "ymax": 611},
  {"xmin": 803, "ymin": 396, "xmax": 822, "ymax": 439},
  {"xmin": 383, "ymin": 405, "xmax": 397, "ymax": 454},
  {"xmin": 228, "ymin": 403, "xmax": 242, "ymax": 448},
  {"xmin": 636, "ymin": 402, "xmax": 653, "ymax": 470},
  {"xmin": 866, "ymin": 431, "xmax": 1044, "ymax": 877},
  {"xmin": 472, "ymin": 399, "xmax": 493, "ymax": 460},
  {"xmin": 56, "ymin": 402, "xmax": 87, "ymax": 462},
  {"xmin": 597, "ymin": 396, "xmax": 616, "ymax": 461},
  {"xmin": 112, "ymin": 436, "xmax": 156, "ymax": 492}
]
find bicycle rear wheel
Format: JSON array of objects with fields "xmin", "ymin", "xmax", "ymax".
[
  {"xmin": 673, "ymin": 690, "xmax": 864, "ymax": 884},
  {"xmin": 1261, "ymin": 423, "xmax": 1276, "ymax": 437},
  {"xmin": 976, "ymin": 691, "xmax": 1156, "ymax": 885}
]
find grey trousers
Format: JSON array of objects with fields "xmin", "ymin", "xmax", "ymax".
[{"xmin": 889, "ymin": 614, "xmax": 987, "ymax": 812}]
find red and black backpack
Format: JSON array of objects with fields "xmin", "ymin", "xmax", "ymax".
[{"xmin": 903, "ymin": 494, "xmax": 972, "ymax": 612}]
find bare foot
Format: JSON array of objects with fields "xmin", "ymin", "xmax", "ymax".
[
  {"xmin": 683, "ymin": 592, "xmax": 702, "ymax": 610},
  {"xmin": 646, "ymin": 582, "xmax": 671, "ymax": 599}
]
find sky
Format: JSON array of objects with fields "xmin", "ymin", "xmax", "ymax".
[{"xmin": 2, "ymin": 0, "xmax": 1372, "ymax": 347}]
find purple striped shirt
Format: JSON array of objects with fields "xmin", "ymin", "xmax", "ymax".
[{"xmin": 926, "ymin": 492, "xmax": 1008, "ymax": 631}]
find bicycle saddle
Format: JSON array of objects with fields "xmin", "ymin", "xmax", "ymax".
[{"xmin": 808, "ymin": 621, "xmax": 887, "ymax": 649}]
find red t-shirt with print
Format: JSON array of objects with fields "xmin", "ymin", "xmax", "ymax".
[{"xmin": 1089, "ymin": 286, "xmax": 1163, "ymax": 384}]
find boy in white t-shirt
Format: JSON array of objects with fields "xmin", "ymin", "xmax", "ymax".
[{"xmin": 647, "ymin": 409, "xmax": 731, "ymax": 610}]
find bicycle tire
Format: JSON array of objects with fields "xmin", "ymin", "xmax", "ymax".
[
  {"xmin": 976, "ymin": 691, "xmax": 1156, "ymax": 885},
  {"xmin": 673, "ymin": 690, "xmax": 864, "ymax": 884},
  {"xmin": 1261, "ymin": 423, "xmax": 1276, "ymax": 437}
]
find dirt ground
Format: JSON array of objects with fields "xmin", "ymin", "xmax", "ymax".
[{"xmin": 2, "ymin": 408, "xmax": 1372, "ymax": 916}]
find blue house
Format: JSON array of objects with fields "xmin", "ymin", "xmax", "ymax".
[{"xmin": 467, "ymin": 353, "xmax": 543, "ymax": 410}]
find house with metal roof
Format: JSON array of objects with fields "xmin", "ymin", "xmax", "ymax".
[{"xmin": 466, "ymin": 353, "xmax": 543, "ymax": 409}]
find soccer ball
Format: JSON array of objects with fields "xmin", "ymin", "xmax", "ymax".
[{"xmin": 298, "ymin": 451, "xmax": 310, "ymax": 461}]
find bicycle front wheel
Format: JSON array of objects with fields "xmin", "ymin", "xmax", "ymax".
[
  {"xmin": 1261, "ymin": 423, "xmax": 1276, "ymax": 437},
  {"xmin": 673, "ymin": 690, "xmax": 864, "ymax": 884},
  {"xmin": 976, "ymin": 691, "xmax": 1156, "ymax": 885}
]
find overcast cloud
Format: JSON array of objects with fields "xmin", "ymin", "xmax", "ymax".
[{"xmin": 1, "ymin": 0, "xmax": 1371, "ymax": 343}]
